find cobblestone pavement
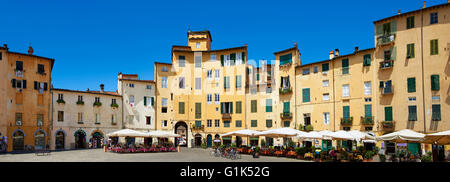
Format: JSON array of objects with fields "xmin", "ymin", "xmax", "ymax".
[{"xmin": 0, "ymin": 148, "xmax": 310, "ymax": 162}]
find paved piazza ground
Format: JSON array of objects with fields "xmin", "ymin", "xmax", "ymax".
[{"xmin": 0, "ymin": 148, "xmax": 309, "ymax": 162}]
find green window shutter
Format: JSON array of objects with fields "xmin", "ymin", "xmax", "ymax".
[
  {"xmin": 220, "ymin": 55, "xmax": 224, "ymax": 66},
  {"xmin": 379, "ymin": 81, "xmax": 384, "ymax": 88},
  {"xmin": 322, "ymin": 63, "xmax": 329, "ymax": 72},
  {"xmin": 220, "ymin": 103, "xmax": 224, "ymax": 114},
  {"xmin": 363, "ymin": 54, "xmax": 371, "ymax": 66},
  {"xmin": 242, "ymin": 52, "xmax": 246, "ymax": 63},
  {"xmin": 144, "ymin": 96, "xmax": 147, "ymax": 106},
  {"xmin": 430, "ymin": 39, "xmax": 439, "ymax": 55},
  {"xmin": 385, "ymin": 107, "xmax": 393, "ymax": 121},
  {"xmin": 432, "ymin": 104, "xmax": 441, "ymax": 121},
  {"xmin": 391, "ymin": 46, "xmax": 397, "ymax": 61},
  {"xmin": 251, "ymin": 100, "xmax": 257, "ymax": 113},
  {"xmin": 376, "ymin": 25, "xmax": 383, "ymax": 36},
  {"xmin": 230, "ymin": 102, "xmax": 233, "ymax": 114},
  {"xmin": 407, "ymin": 77, "xmax": 416, "ymax": 93},
  {"xmin": 179, "ymin": 102, "xmax": 185, "ymax": 114},
  {"xmin": 431, "ymin": 75, "xmax": 440, "ymax": 91},
  {"xmin": 408, "ymin": 106, "xmax": 417, "ymax": 121},
  {"xmin": 266, "ymin": 99, "xmax": 272, "ymax": 112},
  {"xmin": 236, "ymin": 101, "xmax": 241, "ymax": 114},
  {"xmin": 391, "ymin": 21, "xmax": 397, "ymax": 34},
  {"xmin": 230, "ymin": 53, "xmax": 236, "ymax": 66},
  {"xmin": 407, "ymin": 44, "xmax": 415, "ymax": 58},
  {"xmin": 302, "ymin": 88, "xmax": 310, "ymax": 102},
  {"xmin": 283, "ymin": 102, "xmax": 290, "ymax": 113},
  {"xmin": 280, "ymin": 53, "xmax": 292, "ymax": 65},
  {"xmin": 343, "ymin": 106, "xmax": 350, "ymax": 119},
  {"xmin": 364, "ymin": 104, "xmax": 372, "ymax": 117},
  {"xmin": 151, "ymin": 97, "xmax": 154, "ymax": 106},
  {"xmin": 195, "ymin": 103, "xmax": 201, "ymax": 118}
]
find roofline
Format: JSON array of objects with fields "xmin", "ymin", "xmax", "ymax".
[
  {"xmin": 273, "ymin": 46, "xmax": 299, "ymax": 55},
  {"xmin": 188, "ymin": 30, "xmax": 212, "ymax": 42},
  {"xmin": 52, "ymin": 88, "xmax": 122, "ymax": 97},
  {"xmin": 373, "ymin": 2, "xmax": 449, "ymax": 24},
  {"xmin": 119, "ymin": 78, "xmax": 155, "ymax": 84},
  {"xmin": 172, "ymin": 46, "xmax": 247, "ymax": 53},
  {"xmin": 154, "ymin": 61, "xmax": 172, "ymax": 65},
  {"xmin": 296, "ymin": 47, "xmax": 375, "ymax": 68},
  {"xmin": 8, "ymin": 51, "xmax": 55, "ymax": 70}
]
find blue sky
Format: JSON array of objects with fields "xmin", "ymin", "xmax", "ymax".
[{"xmin": 1, "ymin": 0, "xmax": 445, "ymax": 91}]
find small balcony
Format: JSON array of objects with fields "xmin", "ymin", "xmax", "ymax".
[
  {"xmin": 280, "ymin": 112, "xmax": 292, "ymax": 120},
  {"xmin": 222, "ymin": 113, "xmax": 232, "ymax": 120},
  {"xmin": 382, "ymin": 86, "xmax": 394, "ymax": 95},
  {"xmin": 381, "ymin": 121, "xmax": 395, "ymax": 131},
  {"xmin": 341, "ymin": 117, "xmax": 353, "ymax": 126},
  {"xmin": 361, "ymin": 116, "xmax": 374, "ymax": 125},
  {"xmin": 279, "ymin": 87, "xmax": 292, "ymax": 95},
  {"xmin": 380, "ymin": 60, "xmax": 394, "ymax": 69},
  {"xmin": 192, "ymin": 125, "xmax": 205, "ymax": 131},
  {"xmin": 377, "ymin": 34, "xmax": 396, "ymax": 46}
]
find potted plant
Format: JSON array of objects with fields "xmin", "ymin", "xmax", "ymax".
[
  {"xmin": 76, "ymin": 100, "xmax": 84, "ymax": 105},
  {"xmin": 57, "ymin": 99, "xmax": 65, "ymax": 104},
  {"xmin": 421, "ymin": 152, "xmax": 432, "ymax": 162},
  {"xmin": 379, "ymin": 154, "xmax": 386, "ymax": 162},
  {"xmin": 341, "ymin": 150, "xmax": 349, "ymax": 162},
  {"xmin": 296, "ymin": 147, "xmax": 306, "ymax": 160},
  {"xmin": 93, "ymin": 101, "xmax": 102, "ymax": 107},
  {"xmin": 364, "ymin": 150, "xmax": 374, "ymax": 162},
  {"xmin": 111, "ymin": 103, "xmax": 119, "ymax": 108}
]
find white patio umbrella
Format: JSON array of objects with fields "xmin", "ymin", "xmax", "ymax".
[
  {"xmin": 377, "ymin": 129, "xmax": 425, "ymax": 143},
  {"xmin": 348, "ymin": 130, "xmax": 376, "ymax": 142},
  {"xmin": 106, "ymin": 129, "xmax": 147, "ymax": 137},
  {"xmin": 324, "ymin": 130, "xmax": 355, "ymax": 140},
  {"xmin": 422, "ymin": 130, "xmax": 450, "ymax": 145},
  {"xmin": 318, "ymin": 130, "xmax": 334, "ymax": 140},
  {"xmin": 297, "ymin": 131, "xmax": 322, "ymax": 140},
  {"xmin": 145, "ymin": 130, "xmax": 181, "ymax": 138},
  {"xmin": 221, "ymin": 129, "xmax": 261, "ymax": 137},
  {"xmin": 256, "ymin": 127, "xmax": 305, "ymax": 138}
]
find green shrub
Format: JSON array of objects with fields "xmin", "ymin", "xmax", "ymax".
[
  {"xmin": 421, "ymin": 152, "xmax": 432, "ymax": 162},
  {"xmin": 364, "ymin": 150, "xmax": 374, "ymax": 159},
  {"xmin": 296, "ymin": 147, "xmax": 307, "ymax": 156},
  {"xmin": 379, "ymin": 154, "xmax": 386, "ymax": 162},
  {"xmin": 305, "ymin": 125, "xmax": 314, "ymax": 132},
  {"xmin": 341, "ymin": 150, "xmax": 349, "ymax": 160},
  {"xmin": 261, "ymin": 139, "xmax": 266, "ymax": 147}
]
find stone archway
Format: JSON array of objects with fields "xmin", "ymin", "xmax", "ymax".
[
  {"xmin": 55, "ymin": 130, "xmax": 65, "ymax": 150},
  {"xmin": 174, "ymin": 121, "xmax": 188, "ymax": 147},
  {"xmin": 194, "ymin": 134, "xmax": 202, "ymax": 147},
  {"xmin": 12, "ymin": 130, "xmax": 25, "ymax": 151},
  {"xmin": 74, "ymin": 129, "xmax": 86, "ymax": 149},
  {"xmin": 91, "ymin": 131, "xmax": 104, "ymax": 149}
]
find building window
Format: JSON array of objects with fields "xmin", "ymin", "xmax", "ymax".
[
  {"xmin": 235, "ymin": 120, "xmax": 242, "ymax": 127},
  {"xmin": 266, "ymin": 120, "xmax": 272, "ymax": 128},
  {"xmin": 162, "ymin": 66, "xmax": 168, "ymax": 72},
  {"xmin": 215, "ymin": 119, "xmax": 220, "ymax": 128},
  {"xmin": 214, "ymin": 94, "xmax": 220, "ymax": 104},
  {"xmin": 162, "ymin": 77, "xmax": 168, "ymax": 88},
  {"xmin": 224, "ymin": 76, "xmax": 230, "ymax": 89},
  {"xmin": 432, "ymin": 95, "xmax": 440, "ymax": 101},
  {"xmin": 407, "ymin": 77, "xmax": 416, "ymax": 93},
  {"xmin": 405, "ymin": 16, "xmax": 415, "ymax": 29},
  {"xmin": 235, "ymin": 101, "xmax": 242, "ymax": 114},
  {"xmin": 342, "ymin": 84, "xmax": 350, "ymax": 97},
  {"xmin": 364, "ymin": 82, "xmax": 371, "ymax": 95},
  {"xmin": 283, "ymin": 121, "xmax": 290, "ymax": 127},
  {"xmin": 430, "ymin": 12, "xmax": 438, "ymax": 24},
  {"xmin": 77, "ymin": 95, "xmax": 83, "ymax": 102},
  {"xmin": 322, "ymin": 63, "xmax": 329, "ymax": 72},
  {"xmin": 236, "ymin": 75, "xmax": 242, "ymax": 88},
  {"xmin": 112, "ymin": 114, "xmax": 116, "ymax": 125},
  {"xmin": 266, "ymin": 87, "xmax": 272, "ymax": 94},
  {"xmin": 265, "ymin": 99, "xmax": 272, "ymax": 112},
  {"xmin": 195, "ymin": 77, "xmax": 201, "ymax": 90},
  {"xmin": 37, "ymin": 64, "xmax": 45, "ymax": 74},
  {"xmin": 343, "ymin": 106, "xmax": 350, "ymax": 120},
  {"xmin": 58, "ymin": 111, "xmax": 64, "ymax": 122},
  {"xmin": 215, "ymin": 70, "xmax": 220, "ymax": 80},
  {"xmin": 78, "ymin": 112, "xmax": 83, "ymax": 123},
  {"xmin": 283, "ymin": 102, "xmax": 290, "ymax": 114},
  {"xmin": 432, "ymin": 104, "xmax": 441, "ymax": 121},
  {"xmin": 196, "ymin": 42, "xmax": 200, "ymax": 48},
  {"xmin": 408, "ymin": 106, "xmax": 417, "ymax": 121},
  {"xmin": 207, "ymin": 120, "xmax": 212, "ymax": 128},
  {"xmin": 407, "ymin": 44, "xmax": 415, "ymax": 58},
  {"xmin": 302, "ymin": 68, "xmax": 310, "ymax": 75},
  {"xmin": 129, "ymin": 83, "xmax": 134, "ymax": 88},
  {"xmin": 251, "ymin": 120, "xmax": 257, "ymax": 127},
  {"xmin": 323, "ymin": 93, "xmax": 330, "ymax": 101},
  {"xmin": 323, "ymin": 112, "xmax": 330, "ymax": 125},
  {"xmin": 207, "ymin": 70, "xmax": 212, "ymax": 80},
  {"xmin": 179, "ymin": 55, "xmax": 185, "ymax": 67},
  {"xmin": 210, "ymin": 54, "xmax": 216, "ymax": 62},
  {"xmin": 207, "ymin": 94, "xmax": 212, "ymax": 104},
  {"xmin": 342, "ymin": 59, "xmax": 349, "ymax": 74},
  {"xmin": 365, "ymin": 98, "xmax": 372, "ymax": 102},
  {"xmin": 365, "ymin": 104, "xmax": 372, "ymax": 118},
  {"xmin": 129, "ymin": 95, "xmax": 134, "ymax": 107},
  {"xmin": 430, "ymin": 39, "xmax": 438, "ymax": 55},
  {"xmin": 195, "ymin": 55, "xmax": 202, "ymax": 68},
  {"xmin": 179, "ymin": 77, "xmax": 185, "ymax": 89},
  {"xmin": 224, "ymin": 121, "xmax": 231, "ymax": 128},
  {"xmin": 384, "ymin": 107, "xmax": 393, "ymax": 121},
  {"xmin": 146, "ymin": 85, "xmax": 152, "ymax": 90},
  {"xmin": 161, "ymin": 98, "xmax": 168, "ymax": 113},
  {"xmin": 95, "ymin": 113, "xmax": 100, "ymax": 124},
  {"xmin": 408, "ymin": 97, "xmax": 416, "ymax": 102},
  {"xmin": 313, "ymin": 66, "xmax": 318, "ymax": 73},
  {"xmin": 363, "ymin": 54, "xmax": 371, "ymax": 66},
  {"xmin": 431, "ymin": 74, "xmax": 440, "ymax": 91},
  {"xmin": 221, "ymin": 102, "xmax": 233, "ymax": 114},
  {"xmin": 35, "ymin": 114, "xmax": 43, "ymax": 126},
  {"xmin": 178, "ymin": 102, "xmax": 185, "ymax": 114},
  {"xmin": 16, "ymin": 61, "xmax": 23, "ymax": 71},
  {"xmin": 280, "ymin": 53, "xmax": 292, "ymax": 65},
  {"xmin": 251, "ymin": 100, "xmax": 257, "ymax": 113},
  {"xmin": 322, "ymin": 80, "xmax": 329, "ymax": 87},
  {"xmin": 195, "ymin": 103, "xmax": 201, "ymax": 119},
  {"xmin": 15, "ymin": 113, "xmax": 22, "ymax": 126},
  {"xmin": 302, "ymin": 88, "xmax": 310, "ymax": 102},
  {"xmin": 162, "ymin": 120, "xmax": 168, "ymax": 127}
]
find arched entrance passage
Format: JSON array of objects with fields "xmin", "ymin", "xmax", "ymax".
[
  {"xmin": 206, "ymin": 134, "xmax": 212, "ymax": 148},
  {"xmin": 12, "ymin": 130, "xmax": 25, "ymax": 151},
  {"xmin": 74, "ymin": 130, "xmax": 86, "ymax": 149},
  {"xmin": 174, "ymin": 121, "xmax": 188, "ymax": 147},
  {"xmin": 236, "ymin": 136, "xmax": 242, "ymax": 147},
  {"xmin": 55, "ymin": 131, "xmax": 65, "ymax": 150},
  {"xmin": 91, "ymin": 131, "xmax": 103, "ymax": 148},
  {"xmin": 194, "ymin": 134, "xmax": 202, "ymax": 147},
  {"xmin": 34, "ymin": 130, "xmax": 46, "ymax": 150}
]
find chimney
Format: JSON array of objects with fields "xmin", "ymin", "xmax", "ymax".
[
  {"xmin": 355, "ymin": 46, "xmax": 359, "ymax": 52},
  {"xmin": 398, "ymin": 10, "xmax": 401, "ymax": 15},
  {"xmin": 294, "ymin": 42, "xmax": 297, "ymax": 48},
  {"xmin": 3, "ymin": 44, "xmax": 7, "ymax": 49},
  {"xmin": 423, "ymin": 1, "xmax": 426, "ymax": 8},
  {"xmin": 335, "ymin": 49, "xmax": 340, "ymax": 57},
  {"xmin": 329, "ymin": 50, "xmax": 335, "ymax": 60},
  {"xmin": 28, "ymin": 46, "xmax": 34, "ymax": 55},
  {"xmin": 100, "ymin": 84, "xmax": 105, "ymax": 93}
]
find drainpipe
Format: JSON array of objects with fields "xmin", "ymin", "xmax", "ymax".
[
  {"xmin": 420, "ymin": 8, "xmax": 426, "ymax": 134},
  {"xmin": 121, "ymin": 80, "xmax": 124, "ymax": 129},
  {"xmin": 332, "ymin": 59, "xmax": 336, "ymax": 132}
]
